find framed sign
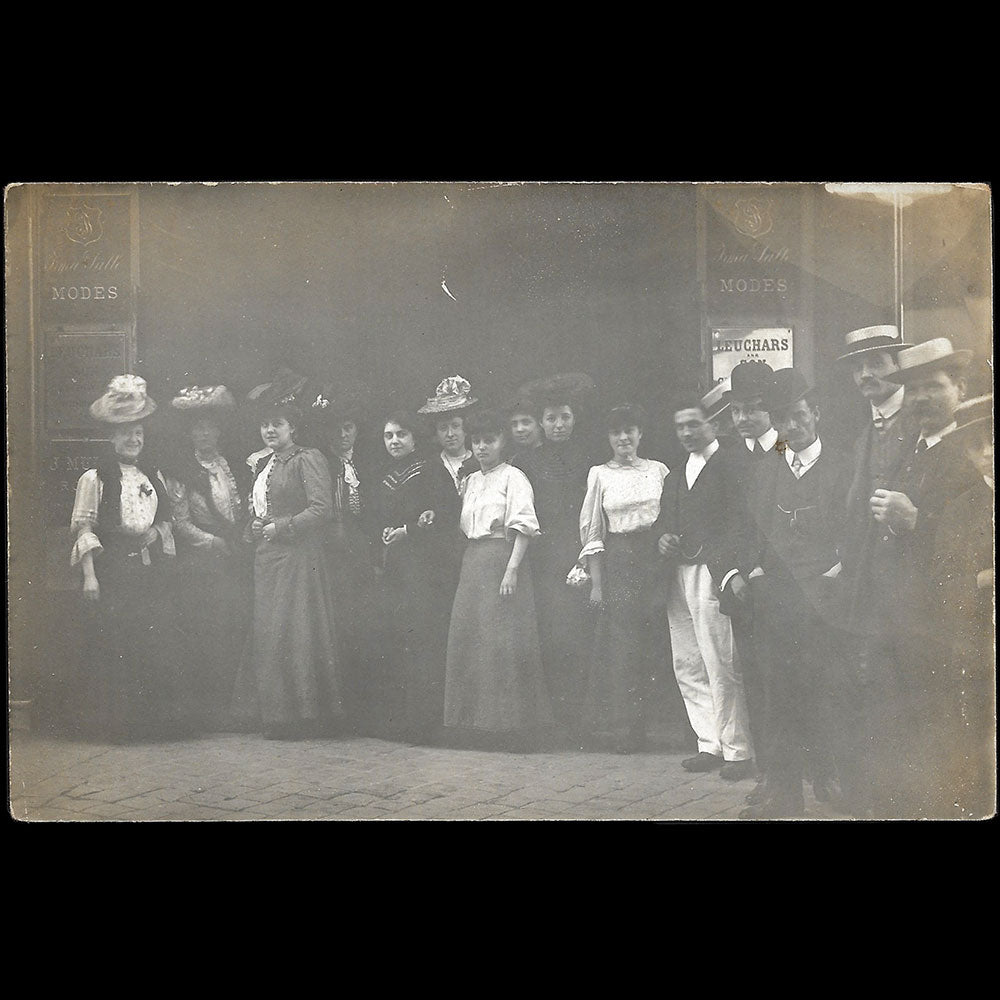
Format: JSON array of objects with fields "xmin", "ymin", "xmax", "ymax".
[
  {"xmin": 44, "ymin": 330, "xmax": 128, "ymax": 434},
  {"xmin": 711, "ymin": 326, "xmax": 793, "ymax": 382}
]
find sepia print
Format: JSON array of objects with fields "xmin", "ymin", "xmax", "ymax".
[{"xmin": 7, "ymin": 180, "xmax": 994, "ymax": 821}]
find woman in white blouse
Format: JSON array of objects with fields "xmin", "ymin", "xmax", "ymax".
[
  {"xmin": 69, "ymin": 376, "xmax": 183, "ymax": 742},
  {"xmin": 443, "ymin": 410, "xmax": 554, "ymax": 749},
  {"xmin": 163, "ymin": 384, "xmax": 250, "ymax": 731},
  {"xmin": 578, "ymin": 404, "xmax": 669, "ymax": 753}
]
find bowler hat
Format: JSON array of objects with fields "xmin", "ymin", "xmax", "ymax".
[
  {"xmin": 837, "ymin": 325, "xmax": 911, "ymax": 363},
  {"xmin": 945, "ymin": 394, "xmax": 993, "ymax": 438},
  {"xmin": 700, "ymin": 380, "xmax": 731, "ymax": 421},
  {"xmin": 765, "ymin": 367, "xmax": 812, "ymax": 411},
  {"xmin": 886, "ymin": 338, "xmax": 973, "ymax": 384},
  {"xmin": 89, "ymin": 375, "xmax": 157, "ymax": 424},
  {"xmin": 722, "ymin": 361, "xmax": 775, "ymax": 404}
]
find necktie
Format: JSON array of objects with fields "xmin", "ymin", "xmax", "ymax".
[
  {"xmin": 791, "ymin": 454, "xmax": 803, "ymax": 478},
  {"xmin": 915, "ymin": 438, "xmax": 928, "ymax": 454},
  {"xmin": 873, "ymin": 411, "xmax": 885, "ymax": 431}
]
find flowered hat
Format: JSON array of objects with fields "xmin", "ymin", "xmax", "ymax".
[
  {"xmin": 170, "ymin": 384, "xmax": 236, "ymax": 412},
  {"xmin": 417, "ymin": 375, "xmax": 478, "ymax": 414},
  {"xmin": 89, "ymin": 375, "xmax": 157, "ymax": 424},
  {"xmin": 306, "ymin": 376, "xmax": 374, "ymax": 425}
]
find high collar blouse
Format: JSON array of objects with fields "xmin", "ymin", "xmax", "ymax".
[
  {"xmin": 460, "ymin": 463, "xmax": 539, "ymax": 541},
  {"xmin": 249, "ymin": 446, "xmax": 333, "ymax": 542}
]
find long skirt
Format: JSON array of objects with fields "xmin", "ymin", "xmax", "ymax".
[
  {"xmin": 374, "ymin": 539, "xmax": 456, "ymax": 738},
  {"xmin": 74, "ymin": 546, "xmax": 188, "ymax": 741},
  {"xmin": 532, "ymin": 521, "xmax": 592, "ymax": 726},
  {"xmin": 233, "ymin": 536, "xmax": 343, "ymax": 728},
  {"xmin": 174, "ymin": 545, "xmax": 252, "ymax": 729},
  {"xmin": 444, "ymin": 538, "xmax": 553, "ymax": 733},
  {"xmin": 583, "ymin": 531, "xmax": 660, "ymax": 745}
]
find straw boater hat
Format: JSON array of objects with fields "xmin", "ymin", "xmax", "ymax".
[
  {"xmin": 417, "ymin": 375, "xmax": 478, "ymax": 414},
  {"xmin": 886, "ymin": 337, "xmax": 973, "ymax": 384},
  {"xmin": 837, "ymin": 324, "xmax": 912, "ymax": 363},
  {"xmin": 722, "ymin": 360, "xmax": 775, "ymax": 404},
  {"xmin": 89, "ymin": 374, "xmax": 157, "ymax": 423},
  {"xmin": 700, "ymin": 379, "xmax": 731, "ymax": 421},
  {"xmin": 170, "ymin": 384, "xmax": 236, "ymax": 413},
  {"xmin": 764, "ymin": 367, "xmax": 812, "ymax": 411},
  {"xmin": 944, "ymin": 394, "xmax": 993, "ymax": 439}
]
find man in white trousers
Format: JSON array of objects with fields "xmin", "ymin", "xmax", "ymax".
[{"xmin": 653, "ymin": 384, "xmax": 755, "ymax": 780}]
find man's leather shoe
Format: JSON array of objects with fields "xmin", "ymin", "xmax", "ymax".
[
  {"xmin": 681, "ymin": 752, "xmax": 723, "ymax": 772},
  {"xmin": 719, "ymin": 759, "xmax": 756, "ymax": 781}
]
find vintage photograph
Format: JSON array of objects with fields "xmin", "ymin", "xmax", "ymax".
[{"xmin": 7, "ymin": 180, "xmax": 995, "ymax": 821}]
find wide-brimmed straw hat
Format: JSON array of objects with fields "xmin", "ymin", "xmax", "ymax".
[
  {"xmin": 170, "ymin": 384, "xmax": 236, "ymax": 413},
  {"xmin": 886, "ymin": 337, "xmax": 973, "ymax": 384},
  {"xmin": 944, "ymin": 394, "xmax": 993, "ymax": 439},
  {"xmin": 89, "ymin": 375, "xmax": 157, "ymax": 424},
  {"xmin": 722, "ymin": 361, "xmax": 774, "ymax": 404},
  {"xmin": 701, "ymin": 379, "xmax": 731, "ymax": 421},
  {"xmin": 417, "ymin": 375, "xmax": 478, "ymax": 414},
  {"xmin": 764, "ymin": 367, "xmax": 812, "ymax": 411},
  {"xmin": 837, "ymin": 324, "xmax": 912, "ymax": 363},
  {"xmin": 517, "ymin": 372, "xmax": 596, "ymax": 404}
]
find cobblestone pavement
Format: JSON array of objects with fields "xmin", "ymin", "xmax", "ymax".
[{"xmin": 9, "ymin": 730, "xmax": 846, "ymax": 822}]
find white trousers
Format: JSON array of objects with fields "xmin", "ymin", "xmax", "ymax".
[{"xmin": 666, "ymin": 563, "xmax": 753, "ymax": 762}]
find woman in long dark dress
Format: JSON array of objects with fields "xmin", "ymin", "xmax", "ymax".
[
  {"xmin": 306, "ymin": 379, "xmax": 379, "ymax": 734},
  {"xmin": 513, "ymin": 373, "xmax": 596, "ymax": 734},
  {"xmin": 443, "ymin": 410, "xmax": 553, "ymax": 750},
  {"xmin": 373, "ymin": 409, "xmax": 462, "ymax": 743},
  {"xmin": 69, "ymin": 376, "xmax": 185, "ymax": 742},
  {"xmin": 236, "ymin": 389, "xmax": 343, "ymax": 739},
  {"xmin": 163, "ymin": 383, "xmax": 251, "ymax": 731},
  {"xmin": 579, "ymin": 404, "xmax": 669, "ymax": 752}
]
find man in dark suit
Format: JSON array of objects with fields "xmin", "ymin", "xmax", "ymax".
[
  {"xmin": 844, "ymin": 338, "xmax": 981, "ymax": 817},
  {"xmin": 720, "ymin": 361, "xmax": 778, "ymax": 804},
  {"xmin": 654, "ymin": 383, "xmax": 755, "ymax": 781},
  {"xmin": 833, "ymin": 325, "xmax": 915, "ymax": 815},
  {"xmin": 737, "ymin": 368, "xmax": 853, "ymax": 818},
  {"xmin": 931, "ymin": 394, "xmax": 995, "ymax": 818}
]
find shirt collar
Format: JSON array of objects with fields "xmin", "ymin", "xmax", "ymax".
[
  {"xmin": 745, "ymin": 426, "xmax": 779, "ymax": 452},
  {"xmin": 272, "ymin": 445, "xmax": 303, "ymax": 464},
  {"xmin": 787, "ymin": 436, "xmax": 822, "ymax": 468},
  {"xmin": 340, "ymin": 448, "xmax": 354, "ymax": 462},
  {"xmin": 688, "ymin": 438, "xmax": 720, "ymax": 465},
  {"xmin": 871, "ymin": 386, "xmax": 906, "ymax": 423},
  {"xmin": 985, "ymin": 476, "xmax": 994, "ymax": 491},
  {"xmin": 919, "ymin": 422, "xmax": 957, "ymax": 450}
]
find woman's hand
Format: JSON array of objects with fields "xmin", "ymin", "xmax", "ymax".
[
  {"xmin": 500, "ymin": 566, "xmax": 517, "ymax": 596},
  {"xmin": 250, "ymin": 518, "xmax": 266, "ymax": 540},
  {"xmin": 417, "ymin": 510, "xmax": 435, "ymax": 528},
  {"xmin": 589, "ymin": 585, "xmax": 603, "ymax": 606},
  {"xmin": 82, "ymin": 574, "xmax": 100, "ymax": 602},
  {"xmin": 383, "ymin": 526, "xmax": 406, "ymax": 546},
  {"xmin": 262, "ymin": 521, "xmax": 278, "ymax": 543},
  {"xmin": 658, "ymin": 533, "xmax": 681, "ymax": 558}
]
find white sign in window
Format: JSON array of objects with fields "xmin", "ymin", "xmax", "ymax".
[{"xmin": 711, "ymin": 327, "xmax": 793, "ymax": 382}]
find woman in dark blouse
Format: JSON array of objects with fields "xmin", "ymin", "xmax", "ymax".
[
  {"xmin": 513, "ymin": 374, "xmax": 596, "ymax": 736},
  {"xmin": 373, "ymin": 409, "xmax": 462, "ymax": 743}
]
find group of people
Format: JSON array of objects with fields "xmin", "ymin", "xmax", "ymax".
[{"xmin": 65, "ymin": 325, "xmax": 995, "ymax": 819}]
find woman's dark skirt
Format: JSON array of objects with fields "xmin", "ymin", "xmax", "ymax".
[
  {"xmin": 583, "ymin": 530, "xmax": 663, "ymax": 749},
  {"xmin": 73, "ymin": 542, "xmax": 188, "ymax": 741},
  {"xmin": 444, "ymin": 538, "xmax": 553, "ymax": 737},
  {"xmin": 532, "ymin": 520, "xmax": 592, "ymax": 727}
]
